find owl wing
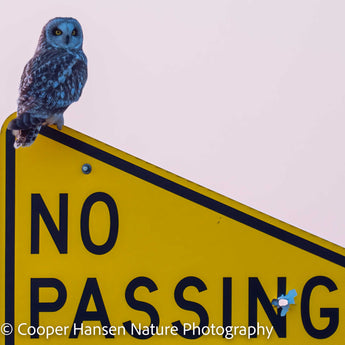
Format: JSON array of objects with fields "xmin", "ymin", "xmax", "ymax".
[{"xmin": 18, "ymin": 49, "xmax": 87, "ymax": 115}]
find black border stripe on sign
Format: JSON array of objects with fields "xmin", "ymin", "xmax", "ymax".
[
  {"xmin": 5, "ymin": 130, "xmax": 15, "ymax": 345},
  {"xmin": 39, "ymin": 126, "xmax": 345, "ymax": 268}
]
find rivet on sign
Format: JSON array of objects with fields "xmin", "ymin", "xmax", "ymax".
[{"xmin": 82, "ymin": 164, "xmax": 92, "ymax": 174}]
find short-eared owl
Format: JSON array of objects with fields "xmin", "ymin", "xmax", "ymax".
[{"xmin": 8, "ymin": 17, "xmax": 88, "ymax": 148}]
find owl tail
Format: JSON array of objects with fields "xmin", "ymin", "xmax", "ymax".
[{"xmin": 8, "ymin": 113, "xmax": 43, "ymax": 149}]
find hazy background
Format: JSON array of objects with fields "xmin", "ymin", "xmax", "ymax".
[{"xmin": 1, "ymin": 1, "xmax": 345, "ymax": 247}]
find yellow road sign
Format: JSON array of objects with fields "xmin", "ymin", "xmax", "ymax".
[{"xmin": 1, "ymin": 113, "xmax": 345, "ymax": 344}]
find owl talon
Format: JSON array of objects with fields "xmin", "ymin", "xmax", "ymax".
[{"xmin": 55, "ymin": 116, "xmax": 64, "ymax": 130}]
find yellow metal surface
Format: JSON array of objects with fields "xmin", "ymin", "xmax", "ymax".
[{"xmin": 1, "ymin": 113, "xmax": 345, "ymax": 344}]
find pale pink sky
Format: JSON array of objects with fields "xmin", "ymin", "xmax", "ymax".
[{"xmin": 1, "ymin": 1, "xmax": 345, "ymax": 246}]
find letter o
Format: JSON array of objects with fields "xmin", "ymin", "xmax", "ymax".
[
  {"xmin": 36, "ymin": 326, "xmax": 45, "ymax": 336},
  {"xmin": 27, "ymin": 326, "xmax": 36, "ymax": 336},
  {"xmin": 80, "ymin": 192, "xmax": 119, "ymax": 255}
]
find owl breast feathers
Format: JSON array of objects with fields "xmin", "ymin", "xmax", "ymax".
[
  {"xmin": 8, "ymin": 17, "xmax": 88, "ymax": 148},
  {"xmin": 18, "ymin": 49, "xmax": 87, "ymax": 115}
]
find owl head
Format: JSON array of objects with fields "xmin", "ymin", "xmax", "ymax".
[{"xmin": 38, "ymin": 17, "xmax": 84, "ymax": 51}]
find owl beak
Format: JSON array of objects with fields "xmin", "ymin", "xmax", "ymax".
[{"xmin": 65, "ymin": 35, "xmax": 70, "ymax": 45}]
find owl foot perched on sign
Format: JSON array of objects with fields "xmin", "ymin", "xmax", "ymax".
[{"xmin": 8, "ymin": 17, "xmax": 88, "ymax": 148}]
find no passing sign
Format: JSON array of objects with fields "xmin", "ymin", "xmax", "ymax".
[{"xmin": 1, "ymin": 113, "xmax": 345, "ymax": 344}]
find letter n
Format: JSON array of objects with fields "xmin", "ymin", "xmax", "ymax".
[
  {"xmin": 248, "ymin": 277, "xmax": 286, "ymax": 338},
  {"xmin": 31, "ymin": 194, "xmax": 68, "ymax": 254}
]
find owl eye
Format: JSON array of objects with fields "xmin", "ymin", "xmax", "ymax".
[
  {"xmin": 71, "ymin": 29, "xmax": 77, "ymax": 36},
  {"xmin": 53, "ymin": 29, "xmax": 62, "ymax": 36}
]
